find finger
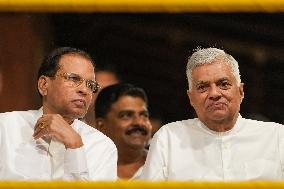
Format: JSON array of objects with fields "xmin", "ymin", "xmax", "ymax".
[
  {"xmin": 34, "ymin": 127, "xmax": 49, "ymax": 139},
  {"xmin": 33, "ymin": 128, "xmax": 44, "ymax": 139},
  {"xmin": 33, "ymin": 120, "xmax": 48, "ymax": 137},
  {"xmin": 34, "ymin": 115, "xmax": 46, "ymax": 129}
]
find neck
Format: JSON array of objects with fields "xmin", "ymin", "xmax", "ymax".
[
  {"xmin": 117, "ymin": 146, "xmax": 146, "ymax": 179},
  {"xmin": 202, "ymin": 114, "xmax": 239, "ymax": 132},
  {"xmin": 117, "ymin": 145, "xmax": 146, "ymax": 164}
]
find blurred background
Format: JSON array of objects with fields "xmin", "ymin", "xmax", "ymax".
[{"xmin": 0, "ymin": 1, "xmax": 283, "ymax": 124}]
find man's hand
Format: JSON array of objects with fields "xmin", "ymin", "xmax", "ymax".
[{"xmin": 33, "ymin": 114, "xmax": 83, "ymax": 149}]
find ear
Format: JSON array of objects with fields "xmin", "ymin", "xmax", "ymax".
[
  {"xmin": 38, "ymin": 76, "xmax": 49, "ymax": 97},
  {"xmin": 95, "ymin": 118, "xmax": 106, "ymax": 133},
  {"xmin": 239, "ymin": 83, "xmax": 245, "ymax": 103}
]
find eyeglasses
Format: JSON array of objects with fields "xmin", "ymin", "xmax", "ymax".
[{"xmin": 55, "ymin": 72, "xmax": 100, "ymax": 93}]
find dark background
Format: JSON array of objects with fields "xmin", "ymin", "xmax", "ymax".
[
  {"xmin": 49, "ymin": 13, "xmax": 284, "ymax": 124},
  {"xmin": 0, "ymin": 13, "xmax": 283, "ymax": 125}
]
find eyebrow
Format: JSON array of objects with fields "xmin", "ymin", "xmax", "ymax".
[
  {"xmin": 196, "ymin": 77, "xmax": 230, "ymax": 84},
  {"xmin": 216, "ymin": 77, "xmax": 230, "ymax": 83},
  {"xmin": 69, "ymin": 72, "xmax": 96, "ymax": 81},
  {"xmin": 195, "ymin": 81, "xmax": 208, "ymax": 86},
  {"xmin": 118, "ymin": 110, "xmax": 134, "ymax": 114},
  {"xmin": 219, "ymin": 77, "xmax": 229, "ymax": 80},
  {"xmin": 118, "ymin": 109, "xmax": 149, "ymax": 115}
]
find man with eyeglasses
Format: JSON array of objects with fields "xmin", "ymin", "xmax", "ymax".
[{"xmin": 0, "ymin": 47, "xmax": 117, "ymax": 180}]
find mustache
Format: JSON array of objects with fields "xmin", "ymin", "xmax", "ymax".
[{"xmin": 125, "ymin": 125, "xmax": 149, "ymax": 136}]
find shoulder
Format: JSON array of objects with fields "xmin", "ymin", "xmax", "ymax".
[
  {"xmin": 159, "ymin": 118, "xmax": 199, "ymax": 133},
  {"xmin": 0, "ymin": 110, "xmax": 24, "ymax": 120},
  {"xmin": 241, "ymin": 117, "xmax": 283, "ymax": 128},
  {"xmin": 153, "ymin": 118, "xmax": 198, "ymax": 140},
  {"xmin": 240, "ymin": 117, "xmax": 284, "ymax": 135},
  {"xmin": 0, "ymin": 110, "xmax": 39, "ymax": 127}
]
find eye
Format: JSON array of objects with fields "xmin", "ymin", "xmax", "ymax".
[
  {"xmin": 141, "ymin": 112, "xmax": 149, "ymax": 119},
  {"xmin": 67, "ymin": 74, "xmax": 82, "ymax": 83},
  {"xmin": 119, "ymin": 111, "xmax": 133, "ymax": 120},
  {"xmin": 86, "ymin": 80, "xmax": 96, "ymax": 90},
  {"xmin": 92, "ymin": 82, "xmax": 100, "ymax": 93},
  {"xmin": 86, "ymin": 81, "xmax": 93, "ymax": 89},
  {"xmin": 196, "ymin": 84, "xmax": 208, "ymax": 93},
  {"xmin": 218, "ymin": 80, "xmax": 232, "ymax": 90}
]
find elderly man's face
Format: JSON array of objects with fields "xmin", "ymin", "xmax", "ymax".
[
  {"xmin": 99, "ymin": 96, "xmax": 152, "ymax": 150},
  {"xmin": 187, "ymin": 60, "xmax": 244, "ymax": 126},
  {"xmin": 40, "ymin": 54, "xmax": 95, "ymax": 120}
]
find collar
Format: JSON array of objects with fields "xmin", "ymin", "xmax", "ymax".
[{"xmin": 197, "ymin": 114, "xmax": 243, "ymax": 136}]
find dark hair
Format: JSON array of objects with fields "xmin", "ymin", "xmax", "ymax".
[
  {"xmin": 95, "ymin": 83, "xmax": 148, "ymax": 118},
  {"xmin": 37, "ymin": 47, "xmax": 95, "ymax": 79}
]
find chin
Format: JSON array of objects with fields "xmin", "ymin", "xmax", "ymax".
[
  {"xmin": 208, "ymin": 112, "xmax": 228, "ymax": 120},
  {"xmin": 70, "ymin": 110, "xmax": 87, "ymax": 119},
  {"xmin": 128, "ymin": 141, "xmax": 146, "ymax": 149}
]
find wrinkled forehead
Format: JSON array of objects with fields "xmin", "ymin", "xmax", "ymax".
[
  {"xmin": 192, "ymin": 61, "xmax": 235, "ymax": 80},
  {"xmin": 58, "ymin": 54, "xmax": 95, "ymax": 78}
]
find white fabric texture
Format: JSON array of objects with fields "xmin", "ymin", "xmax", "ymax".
[
  {"xmin": 130, "ymin": 166, "xmax": 144, "ymax": 180},
  {"xmin": 0, "ymin": 109, "xmax": 118, "ymax": 181},
  {"xmin": 141, "ymin": 115, "xmax": 284, "ymax": 181}
]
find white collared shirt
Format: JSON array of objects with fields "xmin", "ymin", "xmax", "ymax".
[
  {"xmin": 0, "ymin": 109, "xmax": 118, "ymax": 181},
  {"xmin": 141, "ymin": 115, "xmax": 284, "ymax": 181}
]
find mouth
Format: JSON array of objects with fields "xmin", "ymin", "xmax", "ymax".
[
  {"xmin": 72, "ymin": 99, "xmax": 86, "ymax": 108},
  {"xmin": 207, "ymin": 102, "xmax": 227, "ymax": 111}
]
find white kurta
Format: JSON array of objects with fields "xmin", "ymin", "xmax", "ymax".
[
  {"xmin": 141, "ymin": 115, "xmax": 284, "ymax": 181},
  {"xmin": 0, "ymin": 109, "xmax": 118, "ymax": 181}
]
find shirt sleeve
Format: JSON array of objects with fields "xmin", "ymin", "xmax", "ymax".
[
  {"xmin": 70, "ymin": 121, "xmax": 118, "ymax": 181},
  {"xmin": 278, "ymin": 124, "xmax": 284, "ymax": 180},
  {"xmin": 49, "ymin": 138, "xmax": 90, "ymax": 180},
  {"xmin": 87, "ymin": 141, "xmax": 118, "ymax": 181},
  {"xmin": 140, "ymin": 128, "xmax": 168, "ymax": 180}
]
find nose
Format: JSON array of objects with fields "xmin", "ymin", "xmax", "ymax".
[
  {"xmin": 208, "ymin": 85, "xmax": 221, "ymax": 100},
  {"xmin": 132, "ymin": 114, "xmax": 146, "ymax": 127},
  {"xmin": 77, "ymin": 81, "xmax": 90, "ymax": 95}
]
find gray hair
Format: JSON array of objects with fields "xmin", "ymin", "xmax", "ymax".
[{"xmin": 186, "ymin": 47, "xmax": 241, "ymax": 91}]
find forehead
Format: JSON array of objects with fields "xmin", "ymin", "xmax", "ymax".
[
  {"xmin": 58, "ymin": 54, "xmax": 94, "ymax": 74},
  {"xmin": 110, "ymin": 96, "xmax": 147, "ymax": 112},
  {"xmin": 96, "ymin": 71, "xmax": 119, "ymax": 88},
  {"xmin": 192, "ymin": 61, "xmax": 234, "ymax": 82}
]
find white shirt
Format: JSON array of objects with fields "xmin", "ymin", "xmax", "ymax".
[
  {"xmin": 141, "ymin": 115, "xmax": 284, "ymax": 181},
  {"xmin": 0, "ymin": 109, "xmax": 118, "ymax": 181},
  {"xmin": 131, "ymin": 166, "xmax": 143, "ymax": 180},
  {"xmin": 118, "ymin": 149, "xmax": 148, "ymax": 180}
]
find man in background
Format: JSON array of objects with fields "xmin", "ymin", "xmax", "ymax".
[
  {"xmin": 83, "ymin": 66, "xmax": 120, "ymax": 128},
  {"xmin": 95, "ymin": 83, "xmax": 152, "ymax": 179}
]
